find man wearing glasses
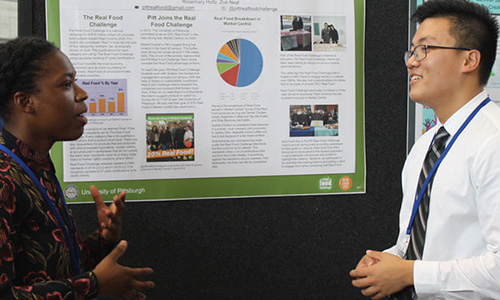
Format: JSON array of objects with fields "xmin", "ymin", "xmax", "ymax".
[{"xmin": 350, "ymin": 0, "xmax": 500, "ymax": 299}]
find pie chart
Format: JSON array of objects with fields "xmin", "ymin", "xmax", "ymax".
[{"xmin": 217, "ymin": 38, "xmax": 263, "ymax": 87}]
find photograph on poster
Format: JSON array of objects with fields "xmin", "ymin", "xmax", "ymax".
[
  {"xmin": 280, "ymin": 15, "xmax": 312, "ymax": 51},
  {"xmin": 312, "ymin": 16, "xmax": 347, "ymax": 51},
  {"xmin": 146, "ymin": 114, "xmax": 194, "ymax": 162},
  {"xmin": 289, "ymin": 104, "xmax": 339, "ymax": 137}
]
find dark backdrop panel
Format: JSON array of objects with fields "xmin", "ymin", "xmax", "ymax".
[{"xmin": 21, "ymin": 0, "xmax": 409, "ymax": 298}]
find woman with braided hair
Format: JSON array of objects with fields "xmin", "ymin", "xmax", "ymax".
[{"xmin": 0, "ymin": 37, "xmax": 154, "ymax": 299}]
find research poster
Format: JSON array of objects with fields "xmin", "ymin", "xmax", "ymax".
[
  {"xmin": 46, "ymin": 0, "xmax": 366, "ymax": 202},
  {"xmin": 412, "ymin": 0, "xmax": 500, "ymax": 141}
]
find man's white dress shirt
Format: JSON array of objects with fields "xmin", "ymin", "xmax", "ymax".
[{"xmin": 386, "ymin": 91, "xmax": 500, "ymax": 299}]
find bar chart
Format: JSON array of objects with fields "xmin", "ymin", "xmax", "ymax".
[{"xmin": 81, "ymin": 79, "xmax": 127, "ymax": 116}]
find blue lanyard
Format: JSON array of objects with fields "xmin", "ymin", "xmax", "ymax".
[
  {"xmin": 0, "ymin": 144, "xmax": 81, "ymax": 274},
  {"xmin": 406, "ymin": 97, "xmax": 491, "ymax": 235}
]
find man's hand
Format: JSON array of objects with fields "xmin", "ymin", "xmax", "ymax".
[{"xmin": 350, "ymin": 250, "xmax": 414, "ymax": 299}]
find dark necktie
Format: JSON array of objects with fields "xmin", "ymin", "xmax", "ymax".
[{"xmin": 390, "ymin": 126, "xmax": 450, "ymax": 300}]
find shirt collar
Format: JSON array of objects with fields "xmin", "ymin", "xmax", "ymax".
[{"xmin": 437, "ymin": 90, "xmax": 489, "ymax": 138}]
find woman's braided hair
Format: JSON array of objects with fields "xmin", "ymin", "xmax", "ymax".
[{"xmin": 0, "ymin": 37, "xmax": 57, "ymax": 121}]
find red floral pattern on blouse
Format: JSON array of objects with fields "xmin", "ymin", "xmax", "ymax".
[
  {"xmin": 0, "ymin": 174, "xmax": 16, "ymax": 213},
  {"xmin": 0, "ymin": 130, "xmax": 111, "ymax": 299}
]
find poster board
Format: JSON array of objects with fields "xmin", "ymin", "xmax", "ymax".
[{"xmin": 46, "ymin": 0, "xmax": 366, "ymax": 202}]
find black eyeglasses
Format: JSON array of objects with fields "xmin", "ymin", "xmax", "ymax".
[{"xmin": 404, "ymin": 44, "xmax": 472, "ymax": 64}]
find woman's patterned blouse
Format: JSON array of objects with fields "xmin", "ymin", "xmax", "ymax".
[{"xmin": 0, "ymin": 129, "xmax": 115, "ymax": 299}]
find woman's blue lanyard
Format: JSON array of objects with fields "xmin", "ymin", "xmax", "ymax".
[
  {"xmin": 0, "ymin": 144, "xmax": 81, "ymax": 274},
  {"xmin": 406, "ymin": 97, "xmax": 491, "ymax": 235}
]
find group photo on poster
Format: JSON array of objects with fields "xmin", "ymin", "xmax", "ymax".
[
  {"xmin": 289, "ymin": 105, "xmax": 339, "ymax": 137},
  {"xmin": 146, "ymin": 114, "xmax": 195, "ymax": 162}
]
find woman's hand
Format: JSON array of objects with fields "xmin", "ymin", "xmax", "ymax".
[
  {"xmin": 91, "ymin": 185, "xmax": 125, "ymax": 244},
  {"xmin": 93, "ymin": 240, "xmax": 154, "ymax": 299}
]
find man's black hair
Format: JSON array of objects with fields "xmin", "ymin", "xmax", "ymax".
[{"xmin": 412, "ymin": 0, "xmax": 499, "ymax": 85}]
